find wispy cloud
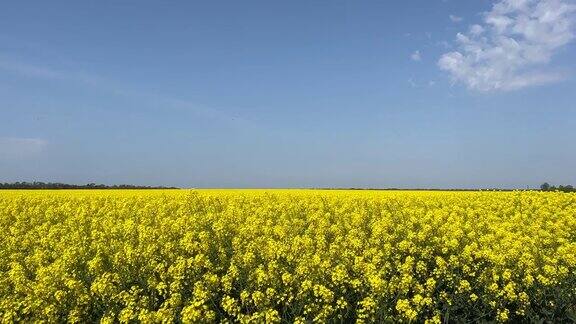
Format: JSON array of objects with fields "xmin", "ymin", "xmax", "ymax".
[
  {"xmin": 449, "ymin": 15, "xmax": 463, "ymax": 23},
  {"xmin": 408, "ymin": 78, "xmax": 436, "ymax": 88},
  {"xmin": 0, "ymin": 59, "xmax": 62, "ymax": 79},
  {"xmin": 0, "ymin": 56, "xmax": 104, "ymax": 85},
  {"xmin": 0, "ymin": 137, "xmax": 47, "ymax": 159},
  {"xmin": 411, "ymin": 50, "xmax": 422, "ymax": 61},
  {"xmin": 0, "ymin": 55, "xmax": 250, "ymax": 127},
  {"xmin": 439, "ymin": 0, "xmax": 576, "ymax": 92}
]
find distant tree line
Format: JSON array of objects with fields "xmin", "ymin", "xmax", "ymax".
[
  {"xmin": 540, "ymin": 182, "xmax": 576, "ymax": 193},
  {"xmin": 0, "ymin": 182, "xmax": 178, "ymax": 190},
  {"xmin": 319, "ymin": 188, "xmax": 519, "ymax": 192}
]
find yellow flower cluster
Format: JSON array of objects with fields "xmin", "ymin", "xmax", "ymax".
[{"xmin": 0, "ymin": 189, "xmax": 575, "ymax": 322}]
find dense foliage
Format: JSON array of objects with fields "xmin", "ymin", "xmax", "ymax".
[
  {"xmin": 540, "ymin": 182, "xmax": 576, "ymax": 193},
  {"xmin": 0, "ymin": 190, "xmax": 575, "ymax": 323}
]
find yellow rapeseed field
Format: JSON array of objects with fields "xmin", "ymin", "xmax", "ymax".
[{"xmin": 0, "ymin": 190, "xmax": 575, "ymax": 323}]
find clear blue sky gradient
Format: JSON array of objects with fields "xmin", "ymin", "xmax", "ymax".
[{"xmin": 1, "ymin": 1, "xmax": 575, "ymax": 188}]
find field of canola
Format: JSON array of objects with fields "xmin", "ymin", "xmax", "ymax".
[{"xmin": 0, "ymin": 189, "xmax": 575, "ymax": 323}]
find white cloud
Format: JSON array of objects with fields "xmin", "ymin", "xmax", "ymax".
[
  {"xmin": 411, "ymin": 50, "xmax": 422, "ymax": 61},
  {"xmin": 449, "ymin": 15, "xmax": 464, "ymax": 23},
  {"xmin": 0, "ymin": 137, "xmax": 48, "ymax": 159},
  {"xmin": 439, "ymin": 0, "xmax": 576, "ymax": 92}
]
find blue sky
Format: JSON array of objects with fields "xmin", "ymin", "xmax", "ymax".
[{"xmin": 1, "ymin": 0, "xmax": 575, "ymax": 188}]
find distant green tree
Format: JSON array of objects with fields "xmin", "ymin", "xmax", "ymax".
[
  {"xmin": 558, "ymin": 185, "xmax": 575, "ymax": 192},
  {"xmin": 540, "ymin": 183, "xmax": 576, "ymax": 193}
]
